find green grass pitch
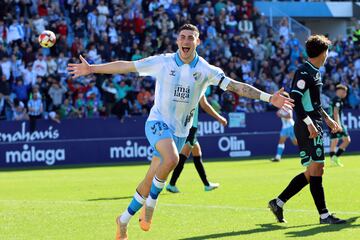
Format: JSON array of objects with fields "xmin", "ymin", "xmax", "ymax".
[{"xmin": 1, "ymin": 155, "xmax": 360, "ymax": 239}]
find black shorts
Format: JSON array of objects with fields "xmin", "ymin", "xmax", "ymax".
[
  {"xmin": 185, "ymin": 127, "xmax": 198, "ymax": 146},
  {"xmin": 294, "ymin": 119, "xmax": 325, "ymax": 166},
  {"xmin": 330, "ymin": 124, "xmax": 349, "ymax": 139}
]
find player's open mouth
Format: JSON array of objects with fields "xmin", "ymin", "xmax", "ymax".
[{"xmin": 182, "ymin": 47, "xmax": 190, "ymax": 53}]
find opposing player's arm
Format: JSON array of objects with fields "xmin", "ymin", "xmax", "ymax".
[
  {"xmin": 226, "ymin": 78, "xmax": 294, "ymax": 109},
  {"xmin": 199, "ymin": 96, "xmax": 227, "ymax": 126},
  {"xmin": 333, "ymin": 106, "xmax": 341, "ymax": 124}
]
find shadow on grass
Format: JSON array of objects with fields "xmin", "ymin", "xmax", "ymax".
[
  {"xmin": 179, "ymin": 223, "xmax": 317, "ymax": 240},
  {"xmin": 285, "ymin": 216, "xmax": 360, "ymax": 237},
  {"xmin": 180, "ymin": 217, "xmax": 359, "ymax": 240},
  {"xmin": 86, "ymin": 196, "xmax": 133, "ymax": 201}
]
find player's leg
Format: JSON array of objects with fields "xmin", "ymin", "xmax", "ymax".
[
  {"xmin": 140, "ymin": 121, "xmax": 186, "ymax": 231},
  {"xmin": 166, "ymin": 143, "xmax": 192, "ymax": 193},
  {"xmin": 272, "ymin": 135, "xmax": 287, "ymax": 162},
  {"xmin": 304, "ymin": 161, "xmax": 345, "ymax": 224},
  {"xmin": 305, "ymin": 132, "xmax": 346, "ymax": 224},
  {"xmin": 116, "ymin": 156, "xmax": 161, "ymax": 240},
  {"xmin": 334, "ymin": 135, "xmax": 351, "ymax": 166},
  {"xmin": 191, "ymin": 142, "xmax": 219, "ymax": 191},
  {"xmin": 140, "ymin": 138, "xmax": 180, "ymax": 231},
  {"xmin": 329, "ymin": 135, "xmax": 339, "ymax": 165},
  {"xmin": 290, "ymin": 127, "xmax": 298, "ymax": 146},
  {"xmin": 167, "ymin": 126, "xmax": 197, "ymax": 193},
  {"xmin": 269, "ymin": 122, "xmax": 309, "ymax": 222}
]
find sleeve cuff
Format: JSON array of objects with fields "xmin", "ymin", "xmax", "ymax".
[{"xmin": 303, "ymin": 116, "xmax": 313, "ymax": 125}]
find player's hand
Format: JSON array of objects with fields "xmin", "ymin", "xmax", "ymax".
[
  {"xmin": 270, "ymin": 88, "xmax": 295, "ymax": 111},
  {"xmin": 307, "ymin": 123, "xmax": 319, "ymax": 139},
  {"xmin": 218, "ymin": 116, "xmax": 228, "ymax": 126},
  {"xmin": 325, "ymin": 118, "xmax": 340, "ymax": 133},
  {"xmin": 67, "ymin": 55, "xmax": 91, "ymax": 78},
  {"xmin": 337, "ymin": 125, "xmax": 343, "ymax": 133}
]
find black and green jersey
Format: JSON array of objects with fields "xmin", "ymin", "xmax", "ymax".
[
  {"xmin": 290, "ymin": 61, "xmax": 323, "ymax": 122},
  {"xmin": 329, "ymin": 96, "xmax": 343, "ymax": 121}
]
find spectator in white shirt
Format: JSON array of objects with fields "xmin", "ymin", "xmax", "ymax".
[
  {"xmin": 1, "ymin": 56, "xmax": 11, "ymax": 81},
  {"xmin": 32, "ymin": 54, "xmax": 48, "ymax": 77}
]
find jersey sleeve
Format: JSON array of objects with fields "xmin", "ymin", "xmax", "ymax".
[
  {"xmin": 207, "ymin": 64, "xmax": 230, "ymax": 91},
  {"xmin": 133, "ymin": 55, "xmax": 164, "ymax": 77},
  {"xmin": 290, "ymin": 71, "xmax": 311, "ymax": 121}
]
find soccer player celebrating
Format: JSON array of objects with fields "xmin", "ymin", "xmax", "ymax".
[
  {"xmin": 268, "ymin": 35, "xmax": 346, "ymax": 224},
  {"xmin": 68, "ymin": 24, "xmax": 293, "ymax": 240},
  {"xmin": 166, "ymin": 96, "xmax": 227, "ymax": 193},
  {"xmin": 271, "ymin": 91, "xmax": 298, "ymax": 162},
  {"xmin": 329, "ymin": 84, "xmax": 351, "ymax": 167}
]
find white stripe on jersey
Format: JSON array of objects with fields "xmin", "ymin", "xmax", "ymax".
[{"xmin": 134, "ymin": 52, "xmax": 230, "ymax": 137}]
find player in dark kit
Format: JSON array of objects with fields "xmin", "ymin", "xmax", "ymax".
[
  {"xmin": 268, "ymin": 35, "xmax": 347, "ymax": 224},
  {"xmin": 329, "ymin": 84, "xmax": 351, "ymax": 167}
]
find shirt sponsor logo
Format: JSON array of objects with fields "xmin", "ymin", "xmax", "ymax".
[{"xmin": 173, "ymin": 85, "xmax": 190, "ymax": 103}]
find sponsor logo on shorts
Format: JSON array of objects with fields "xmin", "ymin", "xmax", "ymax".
[{"xmin": 316, "ymin": 147, "xmax": 322, "ymax": 157}]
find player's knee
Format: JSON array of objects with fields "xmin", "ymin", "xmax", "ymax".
[
  {"xmin": 345, "ymin": 137, "xmax": 351, "ymax": 144},
  {"xmin": 164, "ymin": 155, "xmax": 179, "ymax": 169}
]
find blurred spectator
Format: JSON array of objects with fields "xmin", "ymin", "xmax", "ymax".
[
  {"xmin": 32, "ymin": 54, "xmax": 48, "ymax": 77},
  {"xmin": 48, "ymin": 80, "xmax": 67, "ymax": 110},
  {"xmin": 12, "ymin": 98, "xmax": 29, "ymax": 121},
  {"xmin": 28, "ymin": 91, "xmax": 43, "ymax": 132}
]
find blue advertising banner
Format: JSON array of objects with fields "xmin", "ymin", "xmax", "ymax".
[{"xmin": 1, "ymin": 110, "xmax": 360, "ymax": 168}]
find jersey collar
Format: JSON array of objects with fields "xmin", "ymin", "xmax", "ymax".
[
  {"xmin": 174, "ymin": 51, "xmax": 199, "ymax": 68},
  {"xmin": 305, "ymin": 60, "xmax": 319, "ymax": 72}
]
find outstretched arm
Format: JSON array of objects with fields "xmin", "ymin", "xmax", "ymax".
[
  {"xmin": 67, "ymin": 55, "xmax": 137, "ymax": 78},
  {"xmin": 226, "ymin": 79, "xmax": 294, "ymax": 110},
  {"xmin": 199, "ymin": 96, "xmax": 227, "ymax": 126}
]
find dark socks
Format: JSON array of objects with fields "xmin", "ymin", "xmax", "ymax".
[
  {"xmin": 336, "ymin": 148, "xmax": 345, "ymax": 157},
  {"xmin": 193, "ymin": 156, "xmax": 209, "ymax": 186},
  {"xmin": 309, "ymin": 176, "xmax": 328, "ymax": 214},
  {"xmin": 278, "ymin": 173, "xmax": 309, "ymax": 203},
  {"xmin": 169, "ymin": 154, "xmax": 187, "ymax": 186},
  {"xmin": 329, "ymin": 151, "xmax": 335, "ymax": 158}
]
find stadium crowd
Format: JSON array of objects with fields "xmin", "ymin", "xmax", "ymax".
[{"xmin": 0, "ymin": 0, "xmax": 359, "ymax": 124}]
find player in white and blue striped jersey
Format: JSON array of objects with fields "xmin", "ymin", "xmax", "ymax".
[
  {"xmin": 68, "ymin": 24, "xmax": 294, "ymax": 240},
  {"xmin": 271, "ymin": 92, "xmax": 298, "ymax": 162}
]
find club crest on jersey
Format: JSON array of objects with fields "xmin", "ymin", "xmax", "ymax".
[
  {"xmin": 316, "ymin": 72, "xmax": 320, "ymax": 80},
  {"xmin": 193, "ymin": 72, "xmax": 202, "ymax": 81},
  {"xmin": 297, "ymin": 79, "xmax": 306, "ymax": 89}
]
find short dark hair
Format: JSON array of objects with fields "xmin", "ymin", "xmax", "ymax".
[
  {"xmin": 305, "ymin": 35, "xmax": 331, "ymax": 58},
  {"xmin": 178, "ymin": 24, "xmax": 200, "ymax": 37}
]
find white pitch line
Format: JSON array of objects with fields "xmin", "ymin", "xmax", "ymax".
[{"xmin": 1, "ymin": 199, "xmax": 360, "ymax": 215}]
